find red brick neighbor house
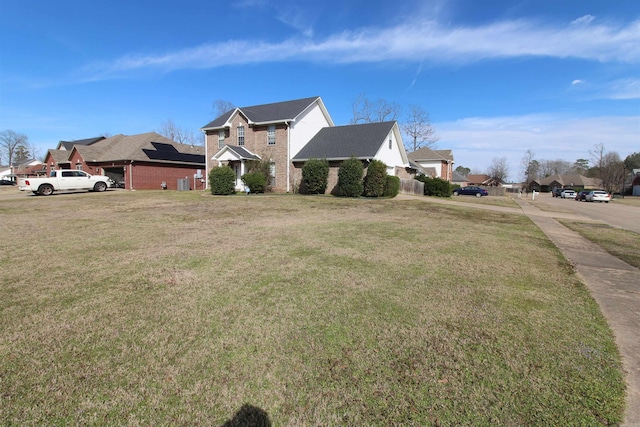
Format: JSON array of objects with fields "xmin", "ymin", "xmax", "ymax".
[
  {"xmin": 407, "ymin": 147, "xmax": 454, "ymax": 181},
  {"xmin": 202, "ymin": 96, "xmax": 417, "ymax": 193},
  {"xmin": 44, "ymin": 132, "xmax": 205, "ymax": 190}
]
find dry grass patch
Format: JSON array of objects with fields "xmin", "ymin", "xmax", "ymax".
[
  {"xmin": 0, "ymin": 191, "xmax": 624, "ymax": 425},
  {"xmin": 560, "ymin": 220, "xmax": 640, "ymax": 268}
]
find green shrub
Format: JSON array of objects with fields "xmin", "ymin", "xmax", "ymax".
[
  {"xmin": 336, "ymin": 156, "xmax": 364, "ymax": 197},
  {"xmin": 245, "ymin": 159, "xmax": 274, "ymax": 191},
  {"xmin": 209, "ymin": 166, "xmax": 236, "ymax": 195},
  {"xmin": 384, "ymin": 175, "xmax": 401, "ymax": 198},
  {"xmin": 301, "ymin": 159, "xmax": 330, "ymax": 194},
  {"xmin": 363, "ymin": 160, "xmax": 387, "ymax": 197},
  {"xmin": 416, "ymin": 175, "xmax": 452, "ymax": 197},
  {"xmin": 242, "ymin": 172, "xmax": 267, "ymax": 194}
]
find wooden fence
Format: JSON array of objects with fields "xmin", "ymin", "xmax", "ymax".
[{"xmin": 400, "ymin": 178, "xmax": 424, "ymax": 195}]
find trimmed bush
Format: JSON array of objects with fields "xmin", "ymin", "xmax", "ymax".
[
  {"xmin": 416, "ymin": 175, "xmax": 453, "ymax": 197},
  {"xmin": 301, "ymin": 158, "xmax": 330, "ymax": 194},
  {"xmin": 363, "ymin": 159, "xmax": 387, "ymax": 197},
  {"xmin": 384, "ymin": 175, "xmax": 401, "ymax": 198},
  {"xmin": 242, "ymin": 172, "xmax": 267, "ymax": 194},
  {"xmin": 209, "ymin": 166, "xmax": 236, "ymax": 195},
  {"xmin": 336, "ymin": 156, "xmax": 364, "ymax": 197},
  {"xmin": 245, "ymin": 159, "xmax": 274, "ymax": 191}
]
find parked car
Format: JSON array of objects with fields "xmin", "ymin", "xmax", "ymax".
[
  {"xmin": 585, "ymin": 190, "xmax": 611, "ymax": 203},
  {"xmin": 453, "ymin": 186, "xmax": 488, "ymax": 197},
  {"xmin": 575, "ymin": 190, "xmax": 589, "ymax": 201},
  {"xmin": 551, "ymin": 187, "xmax": 564, "ymax": 197},
  {"xmin": 560, "ymin": 189, "xmax": 576, "ymax": 199},
  {"xmin": 0, "ymin": 178, "xmax": 16, "ymax": 186}
]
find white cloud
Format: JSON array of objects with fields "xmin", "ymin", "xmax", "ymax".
[
  {"xmin": 79, "ymin": 16, "xmax": 640, "ymax": 80},
  {"xmin": 572, "ymin": 79, "xmax": 585, "ymax": 85},
  {"xmin": 435, "ymin": 114, "xmax": 640, "ymax": 177},
  {"xmin": 572, "ymin": 15, "xmax": 595, "ymax": 26},
  {"xmin": 606, "ymin": 78, "xmax": 640, "ymax": 99}
]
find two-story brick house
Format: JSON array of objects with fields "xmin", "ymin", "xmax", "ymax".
[{"xmin": 201, "ymin": 96, "xmax": 334, "ymax": 192}]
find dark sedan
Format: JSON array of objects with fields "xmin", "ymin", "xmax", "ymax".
[
  {"xmin": 453, "ymin": 186, "xmax": 489, "ymax": 197},
  {"xmin": 575, "ymin": 190, "xmax": 589, "ymax": 201}
]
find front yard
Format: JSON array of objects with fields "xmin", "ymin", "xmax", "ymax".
[{"xmin": 0, "ymin": 191, "xmax": 625, "ymax": 425}]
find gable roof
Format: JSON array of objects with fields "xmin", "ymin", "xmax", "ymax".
[
  {"xmin": 408, "ymin": 146, "xmax": 453, "ymax": 162},
  {"xmin": 212, "ymin": 145, "xmax": 261, "ymax": 161},
  {"xmin": 71, "ymin": 132, "xmax": 204, "ymax": 166},
  {"xmin": 201, "ymin": 96, "xmax": 330, "ymax": 129},
  {"xmin": 451, "ymin": 170, "xmax": 468, "ymax": 182},
  {"xmin": 57, "ymin": 136, "xmax": 106, "ymax": 151},
  {"xmin": 537, "ymin": 174, "xmax": 601, "ymax": 187},
  {"xmin": 466, "ymin": 174, "xmax": 492, "ymax": 184},
  {"xmin": 292, "ymin": 121, "xmax": 398, "ymax": 161}
]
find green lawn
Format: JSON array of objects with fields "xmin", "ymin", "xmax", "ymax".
[{"xmin": 0, "ymin": 191, "xmax": 625, "ymax": 425}]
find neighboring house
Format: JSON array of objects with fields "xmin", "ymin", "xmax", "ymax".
[
  {"xmin": 631, "ymin": 169, "xmax": 640, "ymax": 196},
  {"xmin": 44, "ymin": 132, "xmax": 205, "ymax": 190},
  {"xmin": 56, "ymin": 136, "xmax": 106, "ymax": 151},
  {"xmin": 407, "ymin": 147, "xmax": 454, "ymax": 181},
  {"xmin": 451, "ymin": 170, "xmax": 468, "ymax": 187},
  {"xmin": 201, "ymin": 96, "xmax": 334, "ymax": 192},
  {"xmin": 534, "ymin": 174, "xmax": 602, "ymax": 192},
  {"xmin": 11, "ymin": 159, "xmax": 45, "ymax": 177},
  {"xmin": 291, "ymin": 121, "xmax": 413, "ymax": 193},
  {"xmin": 465, "ymin": 174, "xmax": 501, "ymax": 186}
]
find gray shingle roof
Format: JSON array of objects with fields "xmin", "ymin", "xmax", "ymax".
[
  {"xmin": 292, "ymin": 121, "xmax": 396, "ymax": 161},
  {"xmin": 57, "ymin": 136, "xmax": 106, "ymax": 151},
  {"xmin": 74, "ymin": 132, "xmax": 204, "ymax": 165},
  {"xmin": 217, "ymin": 145, "xmax": 261, "ymax": 160},
  {"xmin": 201, "ymin": 96, "xmax": 320, "ymax": 129},
  {"xmin": 408, "ymin": 146, "xmax": 453, "ymax": 162}
]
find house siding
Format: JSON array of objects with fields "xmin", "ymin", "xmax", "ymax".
[{"xmin": 128, "ymin": 163, "xmax": 204, "ymax": 191}]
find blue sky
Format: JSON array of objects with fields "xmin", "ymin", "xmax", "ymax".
[{"xmin": 1, "ymin": 0, "xmax": 638, "ymax": 179}]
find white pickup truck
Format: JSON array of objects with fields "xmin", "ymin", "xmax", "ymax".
[{"xmin": 19, "ymin": 169, "xmax": 112, "ymax": 196}]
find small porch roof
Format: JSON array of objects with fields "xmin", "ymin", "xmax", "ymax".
[{"xmin": 212, "ymin": 145, "xmax": 261, "ymax": 161}]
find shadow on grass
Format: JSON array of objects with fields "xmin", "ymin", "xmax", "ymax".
[{"xmin": 221, "ymin": 404, "xmax": 272, "ymax": 427}]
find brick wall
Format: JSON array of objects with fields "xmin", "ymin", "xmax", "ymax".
[{"xmin": 129, "ymin": 163, "xmax": 204, "ymax": 191}]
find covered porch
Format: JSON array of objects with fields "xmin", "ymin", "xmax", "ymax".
[{"xmin": 211, "ymin": 145, "xmax": 261, "ymax": 191}]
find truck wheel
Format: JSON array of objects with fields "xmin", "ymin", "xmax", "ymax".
[
  {"xmin": 38, "ymin": 184, "xmax": 54, "ymax": 196},
  {"xmin": 94, "ymin": 181, "xmax": 107, "ymax": 192}
]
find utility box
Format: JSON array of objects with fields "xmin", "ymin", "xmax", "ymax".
[{"xmin": 177, "ymin": 178, "xmax": 190, "ymax": 191}]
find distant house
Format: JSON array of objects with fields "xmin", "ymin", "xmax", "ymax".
[
  {"xmin": 534, "ymin": 174, "xmax": 602, "ymax": 192},
  {"xmin": 451, "ymin": 170, "xmax": 468, "ymax": 187},
  {"xmin": 201, "ymin": 96, "xmax": 334, "ymax": 192},
  {"xmin": 11, "ymin": 158, "xmax": 45, "ymax": 177},
  {"xmin": 44, "ymin": 132, "xmax": 205, "ymax": 190},
  {"xmin": 465, "ymin": 174, "xmax": 501, "ymax": 186},
  {"xmin": 407, "ymin": 147, "xmax": 454, "ymax": 181},
  {"xmin": 56, "ymin": 136, "xmax": 106, "ymax": 151},
  {"xmin": 291, "ymin": 121, "xmax": 413, "ymax": 193}
]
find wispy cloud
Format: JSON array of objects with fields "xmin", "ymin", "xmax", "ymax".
[
  {"xmin": 568, "ymin": 78, "xmax": 640, "ymax": 99},
  {"xmin": 79, "ymin": 15, "xmax": 640, "ymax": 80},
  {"xmin": 436, "ymin": 114, "xmax": 640, "ymax": 175}
]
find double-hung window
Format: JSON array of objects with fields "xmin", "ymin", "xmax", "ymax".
[
  {"xmin": 267, "ymin": 125, "xmax": 276, "ymax": 145},
  {"xmin": 237, "ymin": 126, "xmax": 245, "ymax": 146},
  {"xmin": 218, "ymin": 130, "xmax": 225, "ymax": 149}
]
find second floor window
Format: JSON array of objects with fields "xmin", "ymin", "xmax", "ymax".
[
  {"xmin": 218, "ymin": 130, "xmax": 225, "ymax": 149},
  {"xmin": 237, "ymin": 126, "xmax": 245, "ymax": 146},
  {"xmin": 76, "ymin": 163, "xmax": 83, "ymax": 170},
  {"xmin": 267, "ymin": 125, "xmax": 276, "ymax": 145}
]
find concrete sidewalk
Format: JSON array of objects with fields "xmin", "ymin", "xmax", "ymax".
[{"xmin": 514, "ymin": 198, "xmax": 640, "ymax": 426}]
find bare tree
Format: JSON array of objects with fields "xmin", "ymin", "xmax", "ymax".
[
  {"xmin": 401, "ymin": 104, "xmax": 438, "ymax": 152},
  {"xmin": 212, "ymin": 99, "xmax": 236, "ymax": 118},
  {"xmin": 520, "ymin": 149, "xmax": 540, "ymax": 184},
  {"xmin": 487, "ymin": 157, "xmax": 509, "ymax": 184},
  {"xmin": 157, "ymin": 119, "xmax": 203, "ymax": 146},
  {"xmin": 590, "ymin": 143, "xmax": 625, "ymax": 193},
  {"xmin": 350, "ymin": 94, "xmax": 401, "ymax": 124},
  {"xmin": 0, "ymin": 129, "xmax": 29, "ymax": 166},
  {"xmin": 539, "ymin": 159, "xmax": 573, "ymax": 177}
]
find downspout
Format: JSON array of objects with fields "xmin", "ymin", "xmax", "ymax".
[
  {"xmin": 286, "ymin": 121, "xmax": 291, "ymax": 192},
  {"xmin": 202, "ymin": 130, "xmax": 208, "ymax": 190},
  {"xmin": 129, "ymin": 160, "xmax": 134, "ymax": 191}
]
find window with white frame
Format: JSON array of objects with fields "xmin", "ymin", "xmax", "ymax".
[
  {"xmin": 267, "ymin": 125, "xmax": 276, "ymax": 145},
  {"xmin": 76, "ymin": 163, "xmax": 83, "ymax": 170},
  {"xmin": 269, "ymin": 162, "xmax": 276, "ymax": 187},
  {"xmin": 237, "ymin": 126, "xmax": 245, "ymax": 146},
  {"xmin": 218, "ymin": 130, "xmax": 225, "ymax": 149}
]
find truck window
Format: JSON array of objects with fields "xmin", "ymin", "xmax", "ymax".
[
  {"xmin": 62, "ymin": 171, "xmax": 74, "ymax": 177},
  {"xmin": 50, "ymin": 171, "xmax": 56, "ymax": 177}
]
